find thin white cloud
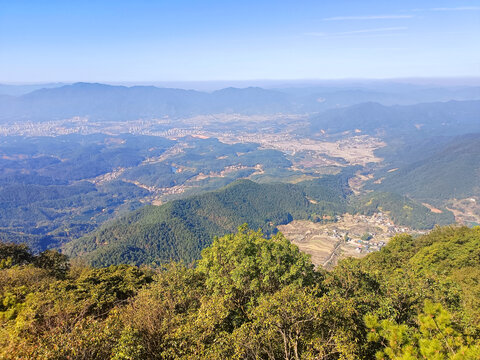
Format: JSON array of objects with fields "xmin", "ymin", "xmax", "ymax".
[
  {"xmin": 338, "ymin": 27, "xmax": 408, "ymax": 35},
  {"xmin": 306, "ymin": 27, "xmax": 408, "ymax": 37},
  {"xmin": 431, "ymin": 6, "xmax": 480, "ymax": 11},
  {"xmin": 323, "ymin": 15, "xmax": 414, "ymax": 21},
  {"xmin": 414, "ymin": 6, "xmax": 480, "ymax": 12}
]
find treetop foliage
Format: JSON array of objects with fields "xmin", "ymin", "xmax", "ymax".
[{"xmin": 1, "ymin": 225, "xmax": 480, "ymax": 359}]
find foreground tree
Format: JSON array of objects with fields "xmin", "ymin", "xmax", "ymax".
[
  {"xmin": 366, "ymin": 300, "xmax": 480, "ymax": 359},
  {"xmin": 197, "ymin": 224, "xmax": 317, "ymax": 318}
]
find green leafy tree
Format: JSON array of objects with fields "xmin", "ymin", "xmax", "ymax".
[
  {"xmin": 0, "ymin": 243, "xmax": 33, "ymax": 268},
  {"xmin": 34, "ymin": 249, "xmax": 70, "ymax": 278},
  {"xmin": 366, "ymin": 300, "xmax": 480, "ymax": 359},
  {"xmin": 197, "ymin": 224, "xmax": 316, "ymax": 323},
  {"xmin": 233, "ymin": 284, "xmax": 358, "ymax": 360}
]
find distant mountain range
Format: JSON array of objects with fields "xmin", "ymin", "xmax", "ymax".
[
  {"xmin": 0, "ymin": 83, "xmax": 297, "ymax": 121},
  {"xmin": 1, "ymin": 82, "xmax": 480, "ymax": 122}
]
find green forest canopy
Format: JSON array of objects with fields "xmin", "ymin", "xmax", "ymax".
[{"xmin": 1, "ymin": 225, "xmax": 480, "ymax": 359}]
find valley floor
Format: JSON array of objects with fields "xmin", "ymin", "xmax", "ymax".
[{"xmin": 278, "ymin": 212, "xmax": 425, "ymax": 268}]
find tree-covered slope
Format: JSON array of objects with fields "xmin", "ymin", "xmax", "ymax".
[
  {"xmin": 0, "ymin": 134, "xmax": 174, "ymax": 245},
  {"xmin": 360, "ymin": 226, "xmax": 480, "ymax": 327},
  {"xmin": 370, "ymin": 134, "xmax": 480, "ymax": 200},
  {"xmin": 363, "ymin": 225, "xmax": 480, "ymax": 274},
  {"xmin": 64, "ymin": 178, "xmax": 349, "ymax": 266},
  {"xmin": 351, "ymin": 192, "xmax": 455, "ymax": 229},
  {"xmin": 308, "ymin": 100, "xmax": 480, "ymax": 139}
]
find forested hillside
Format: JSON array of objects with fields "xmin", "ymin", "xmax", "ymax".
[
  {"xmin": 64, "ymin": 177, "xmax": 350, "ymax": 266},
  {"xmin": 370, "ymin": 133, "xmax": 480, "ymax": 200},
  {"xmin": 308, "ymin": 100, "xmax": 480, "ymax": 138},
  {"xmin": 2, "ymin": 225, "xmax": 479, "ymax": 359},
  {"xmin": 64, "ymin": 172, "xmax": 457, "ymax": 267},
  {"xmin": 0, "ymin": 134, "xmax": 174, "ymax": 250},
  {"xmin": 351, "ymin": 191, "xmax": 455, "ymax": 229}
]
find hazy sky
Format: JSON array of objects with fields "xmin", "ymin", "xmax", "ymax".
[{"xmin": 1, "ymin": 0, "xmax": 479, "ymax": 82}]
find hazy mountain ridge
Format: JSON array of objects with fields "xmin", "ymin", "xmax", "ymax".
[
  {"xmin": 1, "ymin": 82, "xmax": 480, "ymax": 122},
  {"xmin": 0, "ymin": 83, "xmax": 294, "ymax": 121}
]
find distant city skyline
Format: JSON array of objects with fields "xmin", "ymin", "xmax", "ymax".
[{"xmin": 1, "ymin": 0, "xmax": 479, "ymax": 82}]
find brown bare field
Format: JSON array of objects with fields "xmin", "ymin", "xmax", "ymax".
[
  {"xmin": 348, "ymin": 171, "xmax": 374, "ymax": 195},
  {"xmin": 422, "ymin": 203, "xmax": 443, "ymax": 214},
  {"xmin": 446, "ymin": 197, "xmax": 480, "ymax": 225},
  {"xmin": 278, "ymin": 213, "xmax": 414, "ymax": 269},
  {"xmin": 214, "ymin": 130, "xmax": 385, "ymax": 165}
]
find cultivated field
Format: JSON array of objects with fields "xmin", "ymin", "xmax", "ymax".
[{"xmin": 278, "ymin": 213, "xmax": 415, "ymax": 268}]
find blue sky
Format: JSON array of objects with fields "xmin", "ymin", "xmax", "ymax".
[{"xmin": 1, "ymin": 0, "xmax": 479, "ymax": 82}]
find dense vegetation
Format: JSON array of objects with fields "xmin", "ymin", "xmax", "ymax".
[
  {"xmin": 0, "ymin": 134, "xmax": 177, "ymax": 250},
  {"xmin": 0, "ymin": 180, "xmax": 148, "ymax": 251},
  {"xmin": 370, "ymin": 134, "xmax": 480, "ymax": 201},
  {"xmin": 64, "ymin": 177, "xmax": 350, "ymax": 266},
  {"xmin": 1, "ymin": 225, "xmax": 479, "ymax": 359},
  {"xmin": 64, "ymin": 171, "xmax": 456, "ymax": 268},
  {"xmin": 308, "ymin": 100, "xmax": 480, "ymax": 139},
  {"xmin": 1, "ymin": 83, "xmax": 479, "ymax": 358},
  {"xmin": 351, "ymin": 191, "xmax": 455, "ymax": 229},
  {"xmin": 0, "ymin": 134, "xmax": 174, "ymax": 180}
]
